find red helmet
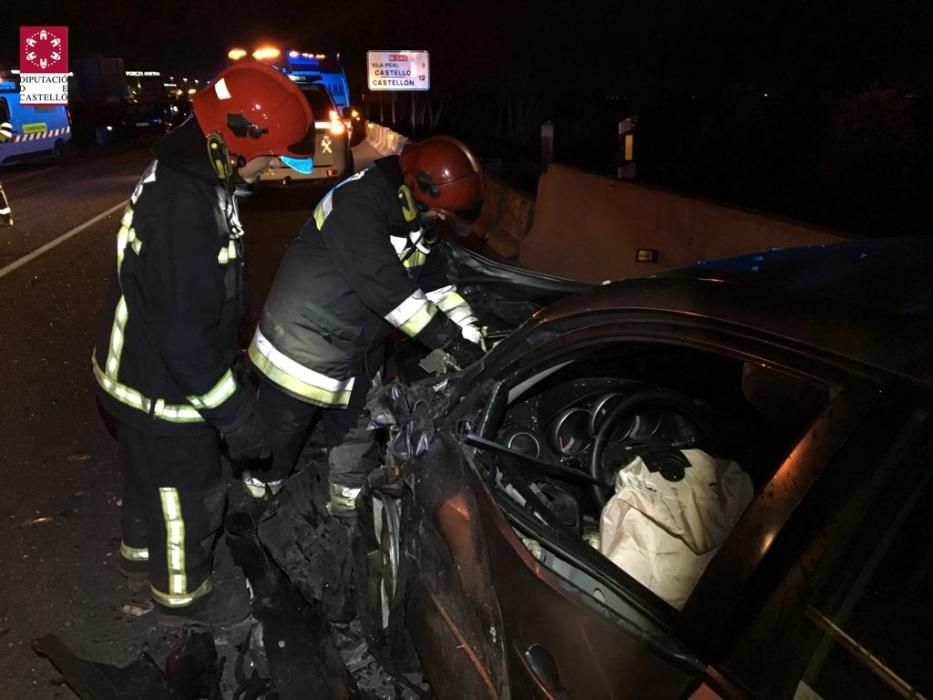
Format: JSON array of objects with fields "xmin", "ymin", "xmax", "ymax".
[
  {"xmin": 192, "ymin": 60, "xmax": 314, "ymax": 162},
  {"xmin": 399, "ymin": 136, "xmax": 484, "ymax": 215}
]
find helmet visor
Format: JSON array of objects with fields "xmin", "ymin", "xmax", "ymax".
[{"xmin": 280, "ymin": 156, "xmax": 314, "ymax": 175}]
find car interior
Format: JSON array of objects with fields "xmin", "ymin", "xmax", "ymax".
[{"xmin": 470, "ymin": 341, "xmax": 833, "ymax": 613}]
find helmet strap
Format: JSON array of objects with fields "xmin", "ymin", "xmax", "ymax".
[
  {"xmin": 397, "ymin": 184, "xmax": 419, "ymax": 223},
  {"xmin": 206, "ymin": 132, "xmax": 234, "ymax": 181}
]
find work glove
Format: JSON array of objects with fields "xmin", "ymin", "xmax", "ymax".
[
  {"xmin": 444, "ymin": 335, "xmax": 485, "ymax": 369},
  {"xmin": 221, "ymin": 406, "xmax": 272, "ymax": 461},
  {"xmin": 460, "ymin": 323, "xmax": 487, "ymax": 351}
]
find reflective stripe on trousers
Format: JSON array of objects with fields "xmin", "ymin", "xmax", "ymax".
[
  {"xmin": 160, "ymin": 488, "xmax": 187, "ymax": 598},
  {"xmin": 118, "ymin": 426, "xmax": 222, "ymax": 609},
  {"xmin": 150, "ymin": 487, "xmax": 213, "ymax": 607},
  {"xmin": 328, "ymin": 482, "xmax": 362, "ymax": 511},
  {"xmin": 120, "ymin": 541, "xmax": 149, "ymax": 561}
]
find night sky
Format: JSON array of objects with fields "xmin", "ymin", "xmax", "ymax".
[
  {"xmin": 5, "ymin": 0, "xmax": 933, "ymax": 236},
  {"xmin": 3, "ymin": 0, "xmax": 932, "ymax": 94}
]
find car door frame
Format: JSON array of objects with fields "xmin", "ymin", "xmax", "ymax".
[{"xmin": 454, "ymin": 307, "xmax": 883, "ymax": 696}]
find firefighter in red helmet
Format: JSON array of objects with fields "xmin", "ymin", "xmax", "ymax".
[
  {"xmin": 91, "ymin": 60, "xmax": 314, "ymax": 629},
  {"xmin": 245, "ymin": 136, "xmax": 485, "ymax": 517}
]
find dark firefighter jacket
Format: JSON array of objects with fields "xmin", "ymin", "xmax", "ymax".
[
  {"xmin": 92, "ymin": 119, "xmax": 250, "ymax": 435},
  {"xmin": 249, "ymin": 156, "xmax": 476, "ymax": 408}
]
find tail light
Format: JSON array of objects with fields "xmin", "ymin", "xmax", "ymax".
[{"xmin": 329, "ymin": 110, "xmax": 345, "ymax": 136}]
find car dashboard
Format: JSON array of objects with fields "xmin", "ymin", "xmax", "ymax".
[{"xmin": 491, "ymin": 377, "xmax": 707, "ymax": 529}]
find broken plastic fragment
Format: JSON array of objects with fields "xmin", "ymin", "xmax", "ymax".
[{"xmin": 120, "ymin": 603, "xmax": 153, "ymax": 617}]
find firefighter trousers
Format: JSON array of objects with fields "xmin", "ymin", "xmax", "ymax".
[
  {"xmin": 117, "ymin": 422, "xmax": 226, "ymax": 609},
  {"xmin": 255, "ymin": 344, "xmax": 384, "ymax": 496}
]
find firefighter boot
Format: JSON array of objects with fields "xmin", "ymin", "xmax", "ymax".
[
  {"xmin": 156, "ymin": 547, "xmax": 252, "ymax": 630},
  {"xmin": 156, "ymin": 580, "xmax": 252, "ymax": 630},
  {"xmin": 117, "ymin": 544, "xmax": 150, "ymax": 594}
]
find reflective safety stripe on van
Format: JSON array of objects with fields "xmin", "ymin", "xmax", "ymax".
[{"xmin": 9, "ymin": 126, "xmax": 71, "ymax": 142}]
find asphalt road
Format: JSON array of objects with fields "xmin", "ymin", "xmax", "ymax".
[{"xmin": 0, "ymin": 143, "xmax": 337, "ymax": 698}]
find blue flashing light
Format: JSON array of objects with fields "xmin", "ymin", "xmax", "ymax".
[{"xmin": 286, "ymin": 53, "xmax": 321, "ymax": 68}]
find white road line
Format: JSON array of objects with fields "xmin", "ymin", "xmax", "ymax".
[{"xmin": 0, "ymin": 200, "xmax": 127, "ymax": 281}]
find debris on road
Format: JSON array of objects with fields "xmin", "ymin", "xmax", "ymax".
[
  {"xmin": 119, "ymin": 603, "xmax": 153, "ymax": 618},
  {"xmin": 32, "ymin": 633, "xmax": 181, "ymax": 699}
]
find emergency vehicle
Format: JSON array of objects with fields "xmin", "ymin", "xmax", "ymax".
[
  {"xmin": 228, "ymin": 47, "xmax": 357, "ymax": 183},
  {"xmin": 229, "ymin": 47, "xmax": 352, "ymax": 109},
  {"xmin": 259, "ymin": 81, "xmax": 353, "ymax": 184},
  {"xmin": 0, "ymin": 80, "xmax": 72, "ymax": 165},
  {"xmin": 280, "ymin": 51, "xmax": 351, "ymax": 113}
]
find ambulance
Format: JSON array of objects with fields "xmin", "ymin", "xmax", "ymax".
[{"xmin": 0, "ymin": 80, "xmax": 72, "ymax": 166}]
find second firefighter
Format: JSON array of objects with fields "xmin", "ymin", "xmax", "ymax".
[{"xmin": 246, "ymin": 136, "xmax": 486, "ymax": 511}]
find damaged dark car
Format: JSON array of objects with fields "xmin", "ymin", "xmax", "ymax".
[
  {"xmin": 39, "ymin": 238, "xmax": 933, "ymax": 700},
  {"xmin": 350, "ymin": 237, "xmax": 933, "ymax": 700}
]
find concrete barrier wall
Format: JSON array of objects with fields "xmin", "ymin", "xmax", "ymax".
[
  {"xmin": 472, "ymin": 178, "xmax": 535, "ymax": 259},
  {"xmin": 519, "ymin": 165, "xmax": 845, "ymax": 282}
]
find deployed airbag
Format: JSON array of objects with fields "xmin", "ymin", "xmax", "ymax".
[{"xmin": 599, "ymin": 449, "xmax": 753, "ymax": 610}]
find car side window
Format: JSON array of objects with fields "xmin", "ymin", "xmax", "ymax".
[
  {"xmin": 791, "ymin": 425, "xmax": 933, "ymax": 699},
  {"xmin": 0, "ymin": 97, "xmax": 10, "ymax": 123},
  {"xmin": 591, "ymin": 350, "xmax": 832, "ymax": 611},
  {"xmin": 493, "ymin": 341, "xmax": 834, "ymax": 613}
]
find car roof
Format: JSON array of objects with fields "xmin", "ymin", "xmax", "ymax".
[{"xmin": 538, "ymin": 237, "xmax": 933, "ymax": 387}]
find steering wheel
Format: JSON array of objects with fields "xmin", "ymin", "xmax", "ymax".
[{"xmin": 589, "ymin": 388, "xmax": 717, "ymax": 508}]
